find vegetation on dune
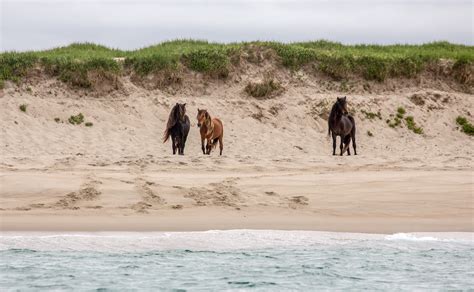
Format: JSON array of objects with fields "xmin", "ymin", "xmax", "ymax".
[
  {"xmin": 68, "ymin": 113, "xmax": 84, "ymax": 125},
  {"xmin": 456, "ymin": 116, "xmax": 474, "ymax": 136},
  {"xmin": 405, "ymin": 116, "xmax": 424, "ymax": 134},
  {"xmin": 387, "ymin": 107, "xmax": 423, "ymax": 134},
  {"xmin": 361, "ymin": 109, "xmax": 382, "ymax": 120},
  {"xmin": 1, "ymin": 40, "xmax": 473, "ymax": 88},
  {"xmin": 19, "ymin": 104, "xmax": 27, "ymax": 112},
  {"xmin": 245, "ymin": 78, "xmax": 283, "ymax": 99}
]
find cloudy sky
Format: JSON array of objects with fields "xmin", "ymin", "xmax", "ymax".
[{"xmin": 1, "ymin": 0, "xmax": 472, "ymax": 51}]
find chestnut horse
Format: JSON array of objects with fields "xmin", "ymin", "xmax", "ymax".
[
  {"xmin": 328, "ymin": 96, "xmax": 357, "ymax": 156},
  {"xmin": 196, "ymin": 109, "xmax": 224, "ymax": 155},
  {"xmin": 163, "ymin": 103, "xmax": 190, "ymax": 155}
]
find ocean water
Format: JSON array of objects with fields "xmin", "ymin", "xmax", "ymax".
[{"xmin": 1, "ymin": 231, "xmax": 473, "ymax": 291}]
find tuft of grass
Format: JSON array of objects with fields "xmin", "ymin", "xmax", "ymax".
[
  {"xmin": 0, "ymin": 79, "xmax": 4, "ymax": 89},
  {"xmin": 367, "ymin": 130, "xmax": 373, "ymax": 137},
  {"xmin": 245, "ymin": 78, "xmax": 282, "ymax": 99},
  {"xmin": 68, "ymin": 113, "xmax": 84, "ymax": 125},
  {"xmin": 361, "ymin": 109, "xmax": 382, "ymax": 120},
  {"xmin": 387, "ymin": 107, "xmax": 423, "ymax": 134},
  {"xmin": 396, "ymin": 107, "xmax": 406, "ymax": 119},
  {"xmin": 85, "ymin": 122, "xmax": 93, "ymax": 127},
  {"xmin": 19, "ymin": 104, "xmax": 27, "ymax": 112},
  {"xmin": 54, "ymin": 117, "xmax": 60, "ymax": 123},
  {"xmin": 405, "ymin": 116, "xmax": 423, "ymax": 134},
  {"xmin": 456, "ymin": 116, "xmax": 474, "ymax": 136}
]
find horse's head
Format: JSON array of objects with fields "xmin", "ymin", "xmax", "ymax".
[
  {"xmin": 336, "ymin": 96, "xmax": 348, "ymax": 115},
  {"xmin": 196, "ymin": 108, "xmax": 209, "ymax": 128},
  {"xmin": 176, "ymin": 103, "xmax": 186, "ymax": 121}
]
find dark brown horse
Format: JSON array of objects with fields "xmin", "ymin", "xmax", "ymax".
[
  {"xmin": 196, "ymin": 109, "xmax": 224, "ymax": 155},
  {"xmin": 328, "ymin": 96, "xmax": 357, "ymax": 156},
  {"xmin": 163, "ymin": 103, "xmax": 190, "ymax": 155}
]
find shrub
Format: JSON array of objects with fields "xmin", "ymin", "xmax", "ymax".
[
  {"xmin": 245, "ymin": 79, "xmax": 282, "ymax": 99},
  {"xmin": 405, "ymin": 116, "xmax": 423, "ymax": 134},
  {"xmin": 68, "ymin": 113, "xmax": 84, "ymax": 125},
  {"xmin": 367, "ymin": 130, "xmax": 373, "ymax": 137},
  {"xmin": 456, "ymin": 116, "xmax": 474, "ymax": 136},
  {"xmin": 19, "ymin": 104, "xmax": 27, "ymax": 112},
  {"xmin": 54, "ymin": 117, "xmax": 60, "ymax": 123},
  {"xmin": 85, "ymin": 122, "xmax": 93, "ymax": 127}
]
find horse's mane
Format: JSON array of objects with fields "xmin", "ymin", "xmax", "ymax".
[
  {"xmin": 328, "ymin": 101, "xmax": 342, "ymax": 136},
  {"xmin": 163, "ymin": 104, "xmax": 178, "ymax": 143},
  {"xmin": 328, "ymin": 102, "xmax": 340, "ymax": 124}
]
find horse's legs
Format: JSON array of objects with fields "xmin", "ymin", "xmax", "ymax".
[
  {"xmin": 178, "ymin": 135, "xmax": 184, "ymax": 155},
  {"xmin": 352, "ymin": 132, "xmax": 357, "ymax": 155},
  {"xmin": 206, "ymin": 139, "xmax": 212, "ymax": 155},
  {"xmin": 182, "ymin": 134, "xmax": 187, "ymax": 155},
  {"xmin": 201, "ymin": 137, "xmax": 206, "ymax": 154},
  {"xmin": 344, "ymin": 135, "xmax": 351, "ymax": 155},
  {"xmin": 218, "ymin": 136, "xmax": 223, "ymax": 156},
  {"xmin": 339, "ymin": 136, "xmax": 344, "ymax": 156},
  {"xmin": 332, "ymin": 133, "xmax": 337, "ymax": 155},
  {"xmin": 171, "ymin": 135, "xmax": 176, "ymax": 155}
]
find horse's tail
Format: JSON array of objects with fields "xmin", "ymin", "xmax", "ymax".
[
  {"xmin": 163, "ymin": 129, "xmax": 171, "ymax": 143},
  {"xmin": 348, "ymin": 115, "xmax": 356, "ymax": 135}
]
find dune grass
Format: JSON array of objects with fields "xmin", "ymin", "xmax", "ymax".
[
  {"xmin": 1, "ymin": 40, "xmax": 472, "ymax": 87},
  {"xmin": 456, "ymin": 116, "xmax": 474, "ymax": 136}
]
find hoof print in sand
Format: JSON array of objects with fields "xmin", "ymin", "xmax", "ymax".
[
  {"xmin": 185, "ymin": 178, "xmax": 244, "ymax": 208},
  {"xmin": 53, "ymin": 179, "xmax": 102, "ymax": 210},
  {"xmin": 130, "ymin": 178, "xmax": 166, "ymax": 213},
  {"xmin": 288, "ymin": 196, "xmax": 309, "ymax": 209}
]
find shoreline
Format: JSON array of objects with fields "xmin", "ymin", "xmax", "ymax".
[{"xmin": 1, "ymin": 211, "xmax": 472, "ymax": 234}]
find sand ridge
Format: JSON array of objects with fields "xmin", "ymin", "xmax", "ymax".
[{"xmin": 0, "ymin": 71, "xmax": 473, "ymax": 232}]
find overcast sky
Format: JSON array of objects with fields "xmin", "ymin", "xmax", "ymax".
[{"xmin": 1, "ymin": 0, "xmax": 472, "ymax": 51}]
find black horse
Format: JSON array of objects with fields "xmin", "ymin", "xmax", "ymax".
[
  {"xmin": 328, "ymin": 96, "xmax": 357, "ymax": 156},
  {"xmin": 163, "ymin": 103, "xmax": 190, "ymax": 155}
]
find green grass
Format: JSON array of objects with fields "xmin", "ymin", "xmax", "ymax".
[
  {"xmin": 1, "ymin": 40, "xmax": 473, "ymax": 87},
  {"xmin": 387, "ymin": 107, "xmax": 423, "ymax": 134},
  {"xmin": 68, "ymin": 113, "xmax": 84, "ymax": 125},
  {"xmin": 361, "ymin": 109, "xmax": 382, "ymax": 120},
  {"xmin": 19, "ymin": 104, "xmax": 27, "ymax": 112},
  {"xmin": 405, "ymin": 116, "xmax": 423, "ymax": 134},
  {"xmin": 456, "ymin": 116, "xmax": 474, "ymax": 136}
]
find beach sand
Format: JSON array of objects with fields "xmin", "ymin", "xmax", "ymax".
[{"xmin": 1, "ymin": 71, "xmax": 473, "ymax": 233}]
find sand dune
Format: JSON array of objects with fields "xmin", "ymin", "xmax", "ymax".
[{"xmin": 0, "ymin": 71, "xmax": 473, "ymax": 232}]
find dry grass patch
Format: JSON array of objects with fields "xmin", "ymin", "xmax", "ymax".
[{"xmin": 245, "ymin": 78, "xmax": 283, "ymax": 99}]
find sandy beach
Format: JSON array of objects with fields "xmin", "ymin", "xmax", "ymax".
[{"xmin": 1, "ymin": 69, "xmax": 473, "ymax": 233}]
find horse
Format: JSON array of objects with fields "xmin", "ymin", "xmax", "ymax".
[
  {"xmin": 328, "ymin": 96, "xmax": 357, "ymax": 156},
  {"xmin": 163, "ymin": 103, "xmax": 190, "ymax": 155},
  {"xmin": 196, "ymin": 109, "xmax": 224, "ymax": 155}
]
